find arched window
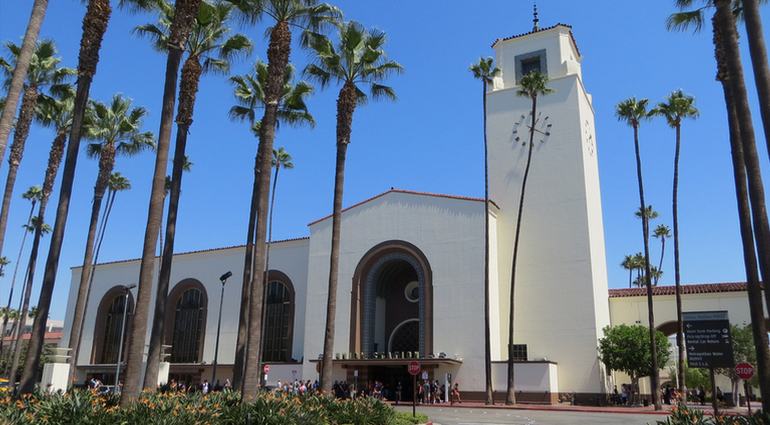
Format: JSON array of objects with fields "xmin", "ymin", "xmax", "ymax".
[
  {"xmin": 166, "ymin": 280, "xmax": 207, "ymax": 363},
  {"xmin": 262, "ymin": 271, "xmax": 294, "ymax": 362},
  {"xmin": 92, "ymin": 287, "xmax": 134, "ymax": 364}
]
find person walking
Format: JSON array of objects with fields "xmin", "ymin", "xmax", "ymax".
[
  {"xmin": 395, "ymin": 381, "xmax": 402, "ymax": 405},
  {"xmin": 451, "ymin": 382, "xmax": 461, "ymax": 405}
]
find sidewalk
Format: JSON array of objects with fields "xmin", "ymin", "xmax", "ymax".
[{"xmin": 391, "ymin": 401, "xmax": 752, "ymax": 416}]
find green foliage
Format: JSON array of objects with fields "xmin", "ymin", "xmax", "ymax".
[
  {"xmin": 0, "ymin": 390, "xmax": 409, "ymax": 425},
  {"xmin": 718, "ymin": 323, "xmax": 756, "ymax": 381},
  {"xmin": 669, "ymin": 365, "xmax": 711, "ymax": 391},
  {"xmin": 393, "ymin": 411, "xmax": 429, "ymax": 425},
  {"xmin": 654, "ymin": 402, "xmax": 770, "ymax": 425},
  {"xmin": 599, "ymin": 324, "xmax": 671, "ymax": 381}
]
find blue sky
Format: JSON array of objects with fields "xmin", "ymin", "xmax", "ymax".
[{"xmin": 1, "ymin": 0, "xmax": 770, "ymax": 321}]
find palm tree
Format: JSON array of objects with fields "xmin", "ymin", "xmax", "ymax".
[
  {"xmin": 122, "ymin": 0, "xmax": 205, "ymax": 404},
  {"xmin": 135, "ymin": 0, "xmax": 252, "ymax": 388},
  {"xmin": 616, "ymin": 97, "xmax": 661, "ymax": 410},
  {"xmin": 652, "ymin": 90, "xmax": 698, "ymax": 395},
  {"xmin": 470, "ymin": 56, "xmax": 499, "ymax": 405},
  {"xmin": 0, "ymin": 40, "xmax": 73, "ymax": 267},
  {"xmin": 0, "ymin": 0, "xmax": 49, "ymax": 166},
  {"xmin": 304, "ymin": 20, "xmax": 401, "ymax": 393},
  {"xmin": 652, "ymin": 224, "xmax": 671, "ymax": 284},
  {"xmin": 0, "ymin": 187, "xmax": 40, "ymax": 358},
  {"xmin": 228, "ymin": 60, "xmax": 314, "ymax": 389},
  {"xmin": 68, "ymin": 95, "xmax": 153, "ymax": 387},
  {"xmin": 739, "ymin": 0, "xmax": 770, "ymax": 161},
  {"xmin": 635, "ymin": 205, "xmax": 659, "ymax": 221},
  {"xmin": 226, "ymin": 0, "xmax": 340, "ymax": 397},
  {"xmin": 17, "ymin": 0, "xmax": 155, "ymax": 395},
  {"xmin": 621, "ymin": 254, "xmax": 635, "ymax": 288},
  {"xmin": 503, "ymin": 71, "xmax": 553, "ymax": 405}
]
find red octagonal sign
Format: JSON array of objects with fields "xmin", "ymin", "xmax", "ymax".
[
  {"xmin": 408, "ymin": 361, "xmax": 421, "ymax": 376},
  {"xmin": 736, "ymin": 362, "xmax": 754, "ymax": 380}
]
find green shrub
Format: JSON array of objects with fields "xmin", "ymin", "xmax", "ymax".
[
  {"xmin": 653, "ymin": 403, "xmax": 770, "ymax": 425},
  {"xmin": 393, "ymin": 411, "xmax": 429, "ymax": 425}
]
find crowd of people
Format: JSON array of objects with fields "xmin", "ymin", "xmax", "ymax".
[{"xmin": 611, "ymin": 383, "xmax": 728, "ymax": 407}]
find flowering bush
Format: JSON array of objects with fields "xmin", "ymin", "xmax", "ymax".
[
  {"xmin": 655, "ymin": 403, "xmax": 770, "ymax": 425},
  {"xmin": 0, "ymin": 390, "xmax": 413, "ymax": 425}
]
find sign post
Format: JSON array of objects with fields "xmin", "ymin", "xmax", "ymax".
[
  {"xmin": 736, "ymin": 362, "xmax": 755, "ymax": 413},
  {"xmin": 683, "ymin": 311, "xmax": 734, "ymax": 417},
  {"xmin": 408, "ymin": 361, "xmax": 420, "ymax": 418}
]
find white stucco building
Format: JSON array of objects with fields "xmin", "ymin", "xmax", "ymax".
[{"xmin": 56, "ymin": 23, "xmax": 763, "ymax": 404}]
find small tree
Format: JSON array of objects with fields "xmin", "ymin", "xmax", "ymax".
[
  {"xmin": 599, "ymin": 324, "xmax": 670, "ymax": 403},
  {"xmin": 718, "ymin": 324, "xmax": 756, "ymax": 405}
]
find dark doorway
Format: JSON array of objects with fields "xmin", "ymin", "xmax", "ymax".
[{"xmin": 367, "ymin": 365, "xmax": 416, "ymax": 402}]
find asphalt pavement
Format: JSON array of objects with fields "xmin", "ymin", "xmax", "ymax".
[{"xmin": 395, "ymin": 405, "xmax": 659, "ymax": 425}]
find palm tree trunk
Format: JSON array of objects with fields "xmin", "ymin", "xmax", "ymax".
[
  {"xmin": 27, "ymin": 0, "xmax": 112, "ymax": 394},
  {"xmin": 482, "ymin": 83, "xmax": 494, "ymax": 405},
  {"xmin": 233, "ymin": 151, "xmax": 261, "ymax": 389},
  {"xmin": 121, "ymin": 0, "xmax": 200, "ymax": 404},
  {"xmin": 715, "ymin": 0, "xmax": 770, "ymax": 322},
  {"xmin": 714, "ymin": 10, "xmax": 770, "ymax": 412},
  {"xmin": 628, "ymin": 269, "xmax": 632, "ymax": 288},
  {"xmin": 0, "ymin": 0, "xmax": 47, "ymax": 171},
  {"xmin": 241, "ymin": 19, "xmax": 291, "ymax": 399},
  {"xmin": 0, "ymin": 86, "xmax": 39, "ymax": 267},
  {"xmin": 0, "ymin": 201, "xmax": 35, "ymax": 356},
  {"xmin": 144, "ymin": 56, "xmax": 202, "ymax": 389},
  {"xmin": 741, "ymin": 0, "xmax": 770, "ymax": 161},
  {"xmin": 632, "ymin": 123, "xmax": 661, "ymax": 410},
  {"xmin": 667, "ymin": 125, "xmax": 685, "ymax": 397},
  {"xmin": 257, "ymin": 163, "xmax": 280, "ymax": 383}
]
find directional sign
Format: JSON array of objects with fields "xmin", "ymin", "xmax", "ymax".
[
  {"xmin": 408, "ymin": 361, "xmax": 420, "ymax": 376},
  {"xmin": 683, "ymin": 311, "xmax": 734, "ymax": 368},
  {"xmin": 736, "ymin": 362, "xmax": 755, "ymax": 380}
]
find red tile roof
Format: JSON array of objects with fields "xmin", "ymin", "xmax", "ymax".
[
  {"xmin": 2, "ymin": 331, "xmax": 62, "ymax": 342},
  {"xmin": 609, "ymin": 282, "xmax": 749, "ymax": 298},
  {"xmin": 491, "ymin": 23, "xmax": 581, "ymax": 58},
  {"xmin": 308, "ymin": 188, "xmax": 498, "ymax": 226}
]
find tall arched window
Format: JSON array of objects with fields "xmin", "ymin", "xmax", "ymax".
[
  {"xmin": 262, "ymin": 271, "xmax": 294, "ymax": 362},
  {"xmin": 92, "ymin": 287, "xmax": 134, "ymax": 364},
  {"xmin": 166, "ymin": 280, "xmax": 207, "ymax": 363}
]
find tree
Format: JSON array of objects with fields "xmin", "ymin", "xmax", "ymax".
[
  {"xmin": 621, "ymin": 254, "xmax": 635, "ymax": 288},
  {"xmin": 500, "ymin": 71, "xmax": 553, "ymax": 405},
  {"xmin": 228, "ymin": 60, "xmax": 314, "ymax": 389},
  {"xmin": 668, "ymin": 1, "xmax": 770, "ymax": 412},
  {"xmin": 226, "ymin": 0, "xmax": 340, "ymax": 397},
  {"xmin": 635, "ymin": 205, "xmax": 659, "ymax": 221},
  {"xmin": 304, "ymin": 20, "xmax": 401, "ymax": 393},
  {"xmin": 616, "ymin": 97, "xmax": 661, "ymax": 410},
  {"xmin": 470, "ymin": 56, "xmax": 499, "ymax": 405},
  {"xmin": 136, "ymin": 0, "xmax": 251, "ymax": 388},
  {"xmin": 121, "ymin": 0, "xmax": 204, "ymax": 404},
  {"xmin": 599, "ymin": 324, "xmax": 670, "ymax": 404},
  {"xmin": 652, "ymin": 89, "xmax": 698, "ymax": 397},
  {"xmin": 740, "ymin": 0, "xmax": 770, "ymax": 162},
  {"xmin": 17, "ymin": 0, "xmax": 156, "ymax": 395},
  {"xmin": 652, "ymin": 224, "xmax": 671, "ymax": 284},
  {"xmin": 0, "ymin": 40, "xmax": 73, "ymax": 269},
  {"xmin": 718, "ymin": 324, "xmax": 756, "ymax": 405},
  {"xmin": 0, "ymin": 0, "xmax": 49, "ymax": 172},
  {"xmin": 67, "ymin": 95, "xmax": 153, "ymax": 387}
]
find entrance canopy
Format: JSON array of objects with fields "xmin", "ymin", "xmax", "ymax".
[{"xmin": 309, "ymin": 358, "xmax": 462, "ymax": 368}]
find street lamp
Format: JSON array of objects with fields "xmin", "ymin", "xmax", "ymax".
[
  {"xmin": 211, "ymin": 271, "xmax": 232, "ymax": 386},
  {"xmin": 114, "ymin": 284, "xmax": 136, "ymax": 394}
]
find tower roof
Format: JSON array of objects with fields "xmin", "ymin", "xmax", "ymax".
[{"xmin": 491, "ymin": 23, "xmax": 581, "ymax": 58}]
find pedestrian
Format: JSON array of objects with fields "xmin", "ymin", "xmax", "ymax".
[
  {"xmin": 699, "ymin": 387, "xmax": 706, "ymax": 405},
  {"xmin": 396, "ymin": 381, "xmax": 403, "ymax": 405},
  {"xmin": 201, "ymin": 380, "xmax": 209, "ymax": 395},
  {"xmin": 224, "ymin": 378, "xmax": 232, "ymax": 391},
  {"xmin": 451, "ymin": 382, "xmax": 461, "ymax": 405}
]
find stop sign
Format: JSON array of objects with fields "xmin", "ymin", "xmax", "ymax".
[
  {"xmin": 736, "ymin": 362, "xmax": 754, "ymax": 380},
  {"xmin": 263, "ymin": 364, "xmax": 270, "ymax": 374},
  {"xmin": 408, "ymin": 361, "xmax": 421, "ymax": 376}
]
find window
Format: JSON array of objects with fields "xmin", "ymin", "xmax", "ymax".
[
  {"xmin": 95, "ymin": 291, "xmax": 133, "ymax": 364},
  {"xmin": 262, "ymin": 278, "xmax": 294, "ymax": 362},
  {"xmin": 515, "ymin": 49, "xmax": 547, "ymax": 83},
  {"xmin": 170, "ymin": 287, "xmax": 206, "ymax": 363},
  {"xmin": 512, "ymin": 344, "xmax": 528, "ymax": 361}
]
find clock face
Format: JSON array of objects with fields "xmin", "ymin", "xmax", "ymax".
[
  {"xmin": 512, "ymin": 111, "xmax": 552, "ymax": 146},
  {"xmin": 583, "ymin": 120, "xmax": 595, "ymax": 156}
]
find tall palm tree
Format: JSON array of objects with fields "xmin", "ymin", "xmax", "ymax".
[
  {"xmin": 470, "ymin": 56, "xmax": 499, "ymax": 405},
  {"xmin": 0, "ymin": 187, "xmax": 40, "ymax": 357},
  {"xmin": 68, "ymin": 95, "xmax": 153, "ymax": 387},
  {"xmin": 122, "ymin": 0, "xmax": 205, "ymax": 404},
  {"xmin": 0, "ymin": 0, "xmax": 49, "ymax": 165},
  {"xmin": 616, "ymin": 97, "xmax": 661, "ymax": 410},
  {"xmin": 739, "ymin": 0, "xmax": 770, "ymax": 161},
  {"xmin": 135, "ymin": 0, "xmax": 252, "ymax": 388},
  {"xmin": 504, "ymin": 71, "xmax": 552, "ymax": 405},
  {"xmin": 0, "ymin": 40, "xmax": 73, "ymax": 267},
  {"xmin": 652, "ymin": 224, "xmax": 671, "ymax": 284},
  {"xmin": 635, "ymin": 205, "xmax": 659, "ymax": 221},
  {"xmin": 226, "ymin": 0, "xmax": 339, "ymax": 397},
  {"xmin": 17, "ymin": 0, "xmax": 155, "ymax": 395},
  {"xmin": 621, "ymin": 254, "xmax": 635, "ymax": 288},
  {"xmin": 304, "ymin": 21, "xmax": 401, "ymax": 393},
  {"xmin": 228, "ymin": 60, "xmax": 314, "ymax": 389},
  {"xmin": 652, "ymin": 89, "xmax": 698, "ymax": 395}
]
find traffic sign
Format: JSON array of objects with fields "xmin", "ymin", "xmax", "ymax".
[
  {"xmin": 683, "ymin": 311, "xmax": 734, "ymax": 368},
  {"xmin": 408, "ymin": 361, "xmax": 420, "ymax": 376},
  {"xmin": 263, "ymin": 364, "xmax": 270, "ymax": 374},
  {"xmin": 421, "ymin": 371, "xmax": 429, "ymax": 381},
  {"xmin": 736, "ymin": 362, "xmax": 755, "ymax": 380}
]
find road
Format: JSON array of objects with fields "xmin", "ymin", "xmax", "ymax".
[{"xmin": 395, "ymin": 405, "xmax": 659, "ymax": 425}]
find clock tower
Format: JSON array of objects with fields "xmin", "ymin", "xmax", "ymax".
[{"xmin": 485, "ymin": 23, "xmax": 611, "ymax": 399}]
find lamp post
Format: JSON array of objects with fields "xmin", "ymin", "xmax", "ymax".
[
  {"xmin": 114, "ymin": 284, "xmax": 136, "ymax": 393},
  {"xmin": 212, "ymin": 271, "xmax": 232, "ymax": 386}
]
